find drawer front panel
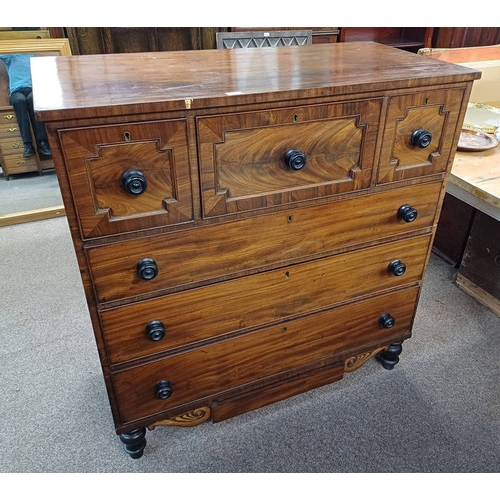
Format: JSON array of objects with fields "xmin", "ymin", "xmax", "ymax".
[
  {"xmin": 0, "ymin": 110, "xmax": 16, "ymax": 122},
  {"xmin": 88, "ymin": 182, "xmax": 441, "ymax": 303},
  {"xmin": 0, "ymin": 123, "xmax": 21, "ymax": 139},
  {"xmin": 0, "ymin": 153, "xmax": 39, "ymax": 175},
  {"xmin": 101, "ymin": 235, "xmax": 431, "ymax": 364},
  {"xmin": 113, "ymin": 287, "xmax": 419, "ymax": 423},
  {"xmin": 0, "ymin": 136, "xmax": 23, "ymax": 155},
  {"xmin": 197, "ymin": 99, "xmax": 382, "ymax": 218},
  {"xmin": 59, "ymin": 119, "xmax": 194, "ymax": 239},
  {"xmin": 378, "ymin": 88, "xmax": 466, "ymax": 184}
]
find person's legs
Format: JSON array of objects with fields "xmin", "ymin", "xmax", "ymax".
[
  {"xmin": 9, "ymin": 89, "xmax": 35, "ymax": 156},
  {"xmin": 26, "ymin": 90, "xmax": 51, "ymax": 156}
]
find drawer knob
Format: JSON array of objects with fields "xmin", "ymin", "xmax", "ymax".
[
  {"xmin": 122, "ymin": 169, "xmax": 148, "ymax": 195},
  {"xmin": 137, "ymin": 258, "xmax": 158, "ymax": 280},
  {"xmin": 411, "ymin": 128, "xmax": 432, "ymax": 148},
  {"xmin": 379, "ymin": 313, "xmax": 395, "ymax": 329},
  {"xmin": 284, "ymin": 149, "xmax": 306, "ymax": 170},
  {"xmin": 155, "ymin": 380, "xmax": 173, "ymax": 400},
  {"xmin": 146, "ymin": 320, "xmax": 165, "ymax": 342},
  {"xmin": 398, "ymin": 204, "xmax": 418, "ymax": 223},
  {"xmin": 388, "ymin": 259, "xmax": 407, "ymax": 277}
]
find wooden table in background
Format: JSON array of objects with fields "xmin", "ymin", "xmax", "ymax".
[{"xmin": 442, "ymin": 144, "xmax": 500, "ymax": 315}]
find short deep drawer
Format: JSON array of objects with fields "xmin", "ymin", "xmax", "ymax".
[
  {"xmin": 378, "ymin": 87, "xmax": 466, "ymax": 184},
  {"xmin": 58, "ymin": 119, "xmax": 194, "ymax": 239},
  {"xmin": 112, "ymin": 286, "xmax": 419, "ymax": 424}
]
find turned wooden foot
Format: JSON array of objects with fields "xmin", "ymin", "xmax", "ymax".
[
  {"xmin": 377, "ymin": 342, "xmax": 403, "ymax": 370},
  {"xmin": 119, "ymin": 428, "xmax": 147, "ymax": 459}
]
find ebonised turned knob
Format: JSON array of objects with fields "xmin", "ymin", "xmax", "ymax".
[
  {"xmin": 155, "ymin": 380, "xmax": 173, "ymax": 400},
  {"xmin": 137, "ymin": 258, "xmax": 158, "ymax": 280},
  {"xmin": 398, "ymin": 204, "xmax": 418, "ymax": 223},
  {"xmin": 122, "ymin": 169, "xmax": 148, "ymax": 195},
  {"xmin": 284, "ymin": 149, "xmax": 307, "ymax": 170},
  {"xmin": 388, "ymin": 259, "xmax": 407, "ymax": 277},
  {"xmin": 146, "ymin": 320, "xmax": 165, "ymax": 342},
  {"xmin": 411, "ymin": 128, "xmax": 432, "ymax": 148},
  {"xmin": 379, "ymin": 313, "xmax": 395, "ymax": 329}
]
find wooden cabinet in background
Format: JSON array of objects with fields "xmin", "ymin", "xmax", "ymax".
[
  {"xmin": 339, "ymin": 27, "xmax": 434, "ymax": 52},
  {"xmin": 433, "ymin": 27, "xmax": 500, "ymax": 48},
  {"xmin": 63, "ymin": 27, "xmax": 500, "ymax": 56},
  {"xmin": 66, "ymin": 27, "xmax": 225, "ymax": 54},
  {"xmin": 66, "ymin": 27, "xmax": 339, "ymax": 54},
  {"xmin": 0, "ymin": 107, "xmax": 40, "ymax": 179},
  {"xmin": 230, "ymin": 27, "xmax": 339, "ymax": 44}
]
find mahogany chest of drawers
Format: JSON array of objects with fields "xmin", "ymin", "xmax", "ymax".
[{"xmin": 31, "ymin": 42, "xmax": 480, "ymax": 458}]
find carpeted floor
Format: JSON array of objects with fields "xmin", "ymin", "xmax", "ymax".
[
  {"xmin": 0, "ymin": 216, "xmax": 499, "ymax": 473},
  {"xmin": 0, "ymin": 166, "xmax": 62, "ymax": 216}
]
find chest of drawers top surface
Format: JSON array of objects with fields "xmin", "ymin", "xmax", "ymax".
[{"xmin": 31, "ymin": 42, "xmax": 480, "ymax": 122}]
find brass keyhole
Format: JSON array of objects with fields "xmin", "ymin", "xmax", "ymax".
[
  {"xmin": 293, "ymin": 114, "xmax": 298, "ymax": 122},
  {"xmin": 285, "ymin": 271, "xmax": 290, "ymax": 279},
  {"xmin": 288, "ymin": 215, "xmax": 293, "ymax": 223},
  {"xmin": 124, "ymin": 132, "xmax": 131, "ymax": 142}
]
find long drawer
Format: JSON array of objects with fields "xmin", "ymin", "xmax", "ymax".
[
  {"xmin": 101, "ymin": 235, "xmax": 431, "ymax": 364},
  {"xmin": 87, "ymin": 182, "xmax": 442, "ymax": 304},
  {"xmin": 112, "ymin": 286, "xmax": 419, "ymax": 424}
]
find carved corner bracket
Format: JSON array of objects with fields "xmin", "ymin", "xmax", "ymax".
[
  {"xmin": 147, "ymin": 406, "xmax": 211, "ymax": 430},
  {"xmin": 344, "ymin": 347, "xmax": 388, "ymax": 372}
]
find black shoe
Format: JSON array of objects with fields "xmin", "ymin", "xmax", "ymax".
[
  {"xmin": 37, "ymin": 141, "xmax": 52, "ymax": 156},
  {"xmin": 23, "ymin": 143, "xmax": 35, "ymax": 157}
]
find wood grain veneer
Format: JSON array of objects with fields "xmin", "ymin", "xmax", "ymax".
[{"xmin": 101, "ymin": 235, "xmax": 431, "ymax": 364}]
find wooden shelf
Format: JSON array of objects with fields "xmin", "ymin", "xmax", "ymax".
[{"xmin": 339, "ymin": 28, "xmax": 434, "ymax": 52}]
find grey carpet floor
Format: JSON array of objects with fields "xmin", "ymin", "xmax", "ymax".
[
  {"xmin": 1, "ymin": 216, "xmax": 499, "ymax": 473},
  {"xmin": 0, "ymin": 167, "xmax": 63, "ymax": 216}
]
